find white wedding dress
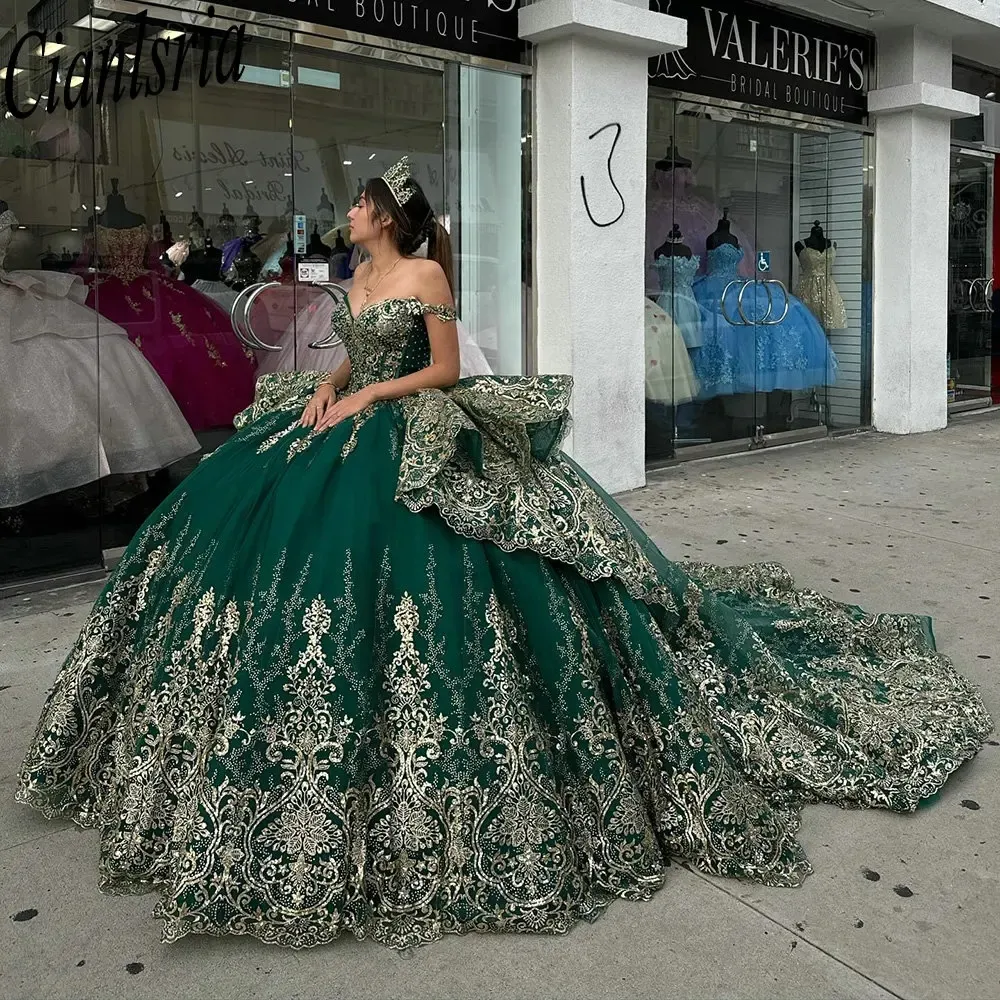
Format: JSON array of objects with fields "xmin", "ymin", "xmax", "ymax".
[{"xmin": 0, "ymin": 210, "xmax": 200, "ymax": 509}]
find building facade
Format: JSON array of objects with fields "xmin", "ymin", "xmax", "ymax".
[{"xmin": 0, "ymin": 0, "xmax": 997, "ymax": 590}]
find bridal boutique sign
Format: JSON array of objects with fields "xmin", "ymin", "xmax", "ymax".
[
  {"xmin": 649, "ymin": 0, "xmax": 873, "ymax": 125},
  {"xmin": 233, "ymin": 0, "xmax": 523, "ymax": 63},
  {"xmin": 2, "ymin": 8, "xmax": 245, "ymax": 120},
  {"xmin": 153, "ymin": 120, "xmax": 327, "ymax": 218}
]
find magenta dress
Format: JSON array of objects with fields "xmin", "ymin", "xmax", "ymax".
[{"xmin": 79, "ymin": 225, "xmax": 257, "ymax": 431}]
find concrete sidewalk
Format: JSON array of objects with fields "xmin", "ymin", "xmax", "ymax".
[{"xmin": 2, "ymin": 414, "xmax": 997, "ymax": 1000}]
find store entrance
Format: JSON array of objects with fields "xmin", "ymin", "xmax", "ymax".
[
  {"xmin": 0, "ymin": 5, "xmax": 526, "ymax": 590},
  {"xmin": 644, "ymin": 97, "xmax": 868, "ymax": 463},
  {"xmin": 947, "ymin": 148, "xmax": 995, "ymax": 412}
]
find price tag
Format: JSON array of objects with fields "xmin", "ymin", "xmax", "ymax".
[
  {"xmin": 297, "ymin": 259, "xmax": 330, "ymax": 284},
  {"xmin": 293, "ymin": 214, "xmax": 307, "ymax": 255}
]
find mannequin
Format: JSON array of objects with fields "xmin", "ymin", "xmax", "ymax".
[
  {"xmin": 317, "ymin": 187, "xmax": 336, "ymax": 230},
  {"xmin": 654, "ymin": 224, "xmax": 692, "ymax": 260},
  {"xmin": 102, "ymin": 179, "xmax": 145, "ymax": 229},
  {"xmin": 795, "ymin": 220, "xmax": 834, "ymax": 256},
  {"xmin": 307, "ymin": 225, "xmax": 330, "ymax": 259},
  {"xmin": 654, "ymin": 141, "xmax": 692, "ymax": 172},
  {"xmin": 182, "ymin": 235, "xmax": 223, "ymax": 285},
  {"xmin": 794, "ymin": 221, "xmax": 847, "ymax": 331},
  {"xmin": 217, "ymin": 203, "xmax": 236, "ymax": 244},
  {"xmin": 158, "ymin": 212, "xmax": 173, "ymax": 247},
  {"xmin": 705, "ymin": 208, "xmax": 739, "ymax": 251}
]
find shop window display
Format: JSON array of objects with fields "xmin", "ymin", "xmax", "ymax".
[
  {"xmin": 0, "ymin": 5, "xmax": 527, "ymax": 585},
  {"xmin": 644, "ymin": 98, "xmax": 870, "ymax": 462}
]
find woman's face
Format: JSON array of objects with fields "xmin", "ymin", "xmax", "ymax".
[{"xmin": 347, "ymin": 193, "xmax": 381, "ymax": 245}]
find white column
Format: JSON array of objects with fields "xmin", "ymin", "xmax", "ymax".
[
  {"xmin": 519, "ymin": 0, "xmax": 685, "ymax": 493},
  {"xmin": 869, "ymin": 27, "xmax": 978, "ymax": 435}
]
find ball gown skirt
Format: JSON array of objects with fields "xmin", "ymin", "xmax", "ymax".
[
  {"xmin": 644, "ymin": 298, "xmax": 699, "ymax": 405},
  {"xmin": 16, "ymin": 296, "xmax": 993, "ymax": 950},
  {"xmin": 0, "ymin": 268, "xmax": 200, "ymax": 508},
  {"xmin": 692, "ymin": 244, "xmax": 839, "ymax": 399},
  {"xmin": 79, "ymin": 225, "xmax": 258, "ymax": 432}
]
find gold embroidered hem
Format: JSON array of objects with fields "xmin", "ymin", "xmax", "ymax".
[{"xmin": 15, "ymin": 293, "xmax": 993, "ymax": 951}]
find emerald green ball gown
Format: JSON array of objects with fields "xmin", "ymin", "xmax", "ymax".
[{"xmin": 17, "ymin": 295, "xmax": 993, "ymax": 950}]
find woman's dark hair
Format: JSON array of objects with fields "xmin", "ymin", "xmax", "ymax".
[{"xmin": 362, "ymin": 175, "xmax": 455, "ymax": 295}]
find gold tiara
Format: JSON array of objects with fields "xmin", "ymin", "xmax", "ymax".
[{"xmin": 381, "ymin": 156, "xmax": 415, "ymax": 207}]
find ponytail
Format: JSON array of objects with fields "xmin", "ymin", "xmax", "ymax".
[{"xmin": 428, "ymin": 220, "xmax": 455, "ymax": 298}]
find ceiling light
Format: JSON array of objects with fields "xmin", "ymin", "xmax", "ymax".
[
  {"xmin": 987, "ymin": 91, "xmax": 996, "ymax": 100},
  {"xmin": 34, "ymin": 41, "xmax": 66, "ymax": 57},
  {"xmin": 0, "ymin": 67, "xmax": 24, "ymax": 80},
  {"xmin": 69, "ymin": 75, "xmax": 86, "ymax": 88},
  {"xmin": 368, "ymin": 153, "xmax": 376, "ymax": 160},
  {"xmin": 343, "ymin": 159, "xmax": 352, "ymax": 165},
  {"xmin": 283, "ymin": 172, "xmax": 292, "ymax": 177},
  {"xmin": 174, "ymin": 191, "xmax": 183, "ymax": 198},
  {"xmin": 245, "ymin": 179, "xmax": 255, "ymax": 185},
  {"xmin": 71, "ymin": 227, "xmax": 79, "ymax": 232},
  {"xmin": 158, "ymin": 29, "xmax": 184, "ymax": 40},
  {"xmin": 74, "ymin": 16, "xmax": 117, "ymax": 31}
]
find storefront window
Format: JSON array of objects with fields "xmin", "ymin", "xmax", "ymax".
[
  {"xmin": 0, "ymin": 3, "xmax": 528, "ymax": 587},
  {"xmin": 644, "ymin": 96, "xmax": 871, "ymax": 462},
  {"xmin": 457, "ymin": 64, "xmax": 525, "ymax": 375}
]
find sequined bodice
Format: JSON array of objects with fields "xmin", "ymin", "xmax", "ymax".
[
  {"xmin": 96, "ymin": 224, "xmax": 149, "ymax": 283},
  {"xmin": 798, "ymin": 245, "xmax": 836, "ymax": 276},
  {"xmin": 653, "ymin": 254, "xmax": 700, "ymax": 292},
  {"xmin": 332, "ymin": 296, "xmax": 457, "ymax": 392},
  {"xmin": 705, "ymin": 243, "xmax": 744, "ymax": 280}
]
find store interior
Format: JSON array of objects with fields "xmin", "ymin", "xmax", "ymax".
[
  {"xmin": 643, "ymin": 95, "xmax": 870, "ymax": 463},
  {"xmin": 0, "ymin": 6, "xmax": 525, "ymax": 585}
]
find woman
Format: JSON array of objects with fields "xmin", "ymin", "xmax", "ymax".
[{"xmin": 17, "ymin": 157, "xmax": 992, "ymax": 951}]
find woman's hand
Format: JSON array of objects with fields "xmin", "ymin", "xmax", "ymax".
[
  {"xmin": 314, "ymin": 385, "xmax": 378, "ymax": 433},
  {"xmin": 299, "ymin": 383, "xmax": 335, "ymax": 427}
]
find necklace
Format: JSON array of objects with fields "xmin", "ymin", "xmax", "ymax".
[{"xmin": 360, "ymin": 254, "xmax": 402, "ymax": 309}]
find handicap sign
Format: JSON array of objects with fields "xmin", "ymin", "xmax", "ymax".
[{"xmin": 756, "ymin": 250, "xmax": 771, "ymax": 272}]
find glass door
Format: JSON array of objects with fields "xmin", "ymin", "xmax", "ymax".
[
  {"xmin": 236, "ymin": 38, "xmax": 447, "ymax": 375},
  {"xmin": 86, "ymin": 10, "xmax": 296, "ymax": 557},
  {"xmin": 644, "ymin": 97, "xmax": 857, "ymax": 463},
  {"xmin": 948, "ymin": 149, "xmax": 994, "ymax": 409}
]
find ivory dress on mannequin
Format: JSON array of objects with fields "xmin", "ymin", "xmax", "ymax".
[
  {"xmin": 0, "ymin": 209, "xmax": 199, "ymax": 508},
  {"xmin": 644, "ymin": 297, "xmax": 699, "ymax": 405}
]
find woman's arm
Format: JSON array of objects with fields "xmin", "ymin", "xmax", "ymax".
[
  {"xmin": 370, "ymin": 261, "xmax": 460, "ymax": 401},
  {"xmin": 318, "ymin": 357, "xmax": 352, "ymax": 391},
  {"xmin": 301, "ymin": 358, "xmax": 351, "ymax": 427}
]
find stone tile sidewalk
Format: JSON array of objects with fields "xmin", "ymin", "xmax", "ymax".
[{"xmin": 2, "ymin": 413, "xmax": 997, "ymax": 1000}]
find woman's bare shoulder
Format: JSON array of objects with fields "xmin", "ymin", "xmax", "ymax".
[{"xmin": 403, "ymin": 257, "xmax": 451, "ymax": 302}]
